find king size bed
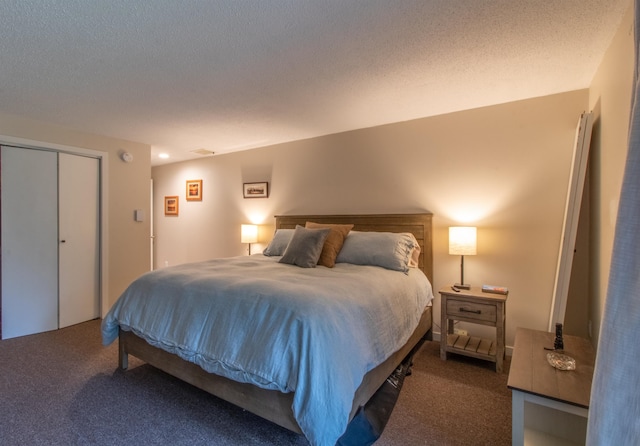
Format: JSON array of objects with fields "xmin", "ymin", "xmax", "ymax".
[{"xmin": 102, "ymin": 213, "xmax": 434, "ymax": 446}]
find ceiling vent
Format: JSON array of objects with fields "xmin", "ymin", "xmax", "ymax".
[{"xmin": 190, "ymin": 148, "xmax": 215, "ymax": 156}]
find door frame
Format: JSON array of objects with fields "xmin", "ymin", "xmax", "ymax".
[{"xmin": 0, "ymin": 135, "xmax": 110, "ymax": 322}]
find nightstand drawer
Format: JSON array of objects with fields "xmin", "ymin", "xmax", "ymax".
[{"xmin": 446, "ymin": 299, "xmax": 496, "ymax": 323}]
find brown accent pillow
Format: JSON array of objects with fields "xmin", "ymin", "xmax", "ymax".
[{"xmin": 305, "ymin": 222, "xmax": 354, "ymax": 267}]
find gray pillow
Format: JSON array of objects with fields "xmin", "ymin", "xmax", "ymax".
[
  {"xmin": 279, "ymin": 226, "xmax": 331, "ymax": 268},
  {"xmin": 335, "ymin": 231, "xmax": 419, "ymax": 273},
  {"xmin": 263, "ymin": 229, "xmax": 295, "ymax": 256}
]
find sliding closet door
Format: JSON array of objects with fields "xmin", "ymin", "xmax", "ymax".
[
  {"xmin": 1, "ymin": 146, "xmax": 59, "ymax": 339},
  {"xmin": 58, "ymin": 153, "xmax": 100, "ymax": 328}
]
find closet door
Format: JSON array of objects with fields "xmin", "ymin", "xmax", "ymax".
[
  {"xmin": 58, "ymin": 153, "xmax": 100, "ymax": 328},
  {"xmin": 1, "ymin": 146, "xmax": 59, "ymax": 339}
]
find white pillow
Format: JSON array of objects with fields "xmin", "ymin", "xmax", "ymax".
[{"xmin": 336, "ymin": 231, "xmax": 420, "ymax": 273}]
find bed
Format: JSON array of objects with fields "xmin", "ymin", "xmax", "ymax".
[{"xmin": 102, "ymin": 213, "xmax": 433, "ymax": 446}]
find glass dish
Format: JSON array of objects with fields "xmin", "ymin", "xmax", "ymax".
[{"xmin": 547, "ymin": 352, "xmax": 576, "ymax": 370}]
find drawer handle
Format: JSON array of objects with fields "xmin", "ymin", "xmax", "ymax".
[{"xmin": 460, "ymin": 307, "xmax": 481, "ymax": 314}]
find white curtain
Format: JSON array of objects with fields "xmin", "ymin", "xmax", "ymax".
[{"xmin": 587, "ymin": 1, "xmax": 640, "ymax": 443}]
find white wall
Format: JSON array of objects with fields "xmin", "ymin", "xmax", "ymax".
[
  {"xmin": 588, "ymin": 2, "xmax": 634, "ymax": 346},
  {"xmin": 153, "ymin": 90, "xmax": 589, "ymax": 348}
]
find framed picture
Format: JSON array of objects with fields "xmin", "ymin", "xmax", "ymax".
[
  {"xmin": 164, "ymin": 196, "xmax": 179, "ymax": 216},
  {"xmin": 186, "ymin": 179, "xmax": 203, "ymax": 201},
  {"xmin": 243, "ymin": 182, "xmax": 269, "ymax": 198}
]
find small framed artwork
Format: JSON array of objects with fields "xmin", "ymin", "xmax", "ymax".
[
  {"xmin": 186, "ymin": 179, "xmax": 203, "ymax": 201},
  {"xmin": 243, "ymin": 182, "xmax": 269, "ymax": 198},
  {"xmin": 164, "ymin": 196, "xmax": 179, "ymax": 216}
]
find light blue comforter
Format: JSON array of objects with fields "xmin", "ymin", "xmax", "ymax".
[{"xmin": 102, "ymin": 255, "xmax": 433, "ymax": 446}]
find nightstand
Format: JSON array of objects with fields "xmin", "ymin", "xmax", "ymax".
[{"xmin": 439, "ymin": 286, "xmax": 507, "ymax": 372}]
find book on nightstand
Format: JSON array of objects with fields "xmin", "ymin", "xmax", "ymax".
[{"xmin": 482, "ymin": 284, "xmax": 509, "ymax": 295}]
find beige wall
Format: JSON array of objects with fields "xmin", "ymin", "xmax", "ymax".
[
  {"xmin": 587, "ymin": 3, "xmax": 634, "ymax": 346},
  {"xmin": 153, "ymin": 89, "xmax": 589, "ymax": 348},
  {"xmin": 0, "ymin": 113, "xmax": 152, "ymax": 309}
]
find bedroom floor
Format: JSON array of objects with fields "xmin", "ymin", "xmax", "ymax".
[
  {"xmin": 378, "ymin": 339, "xmax": 511, "ymax": 445},
  {"xmin": 0, "ymin": 320, "xmax": 510, "ymax": 445}
]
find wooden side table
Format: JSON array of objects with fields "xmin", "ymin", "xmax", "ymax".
[
  {"xmin": 439, "ymin": 286, "xmax": 507, "ymax": 372},
  {"xmin": 507, "ymin": 327, "xmax": 595, "ymax": 445}
]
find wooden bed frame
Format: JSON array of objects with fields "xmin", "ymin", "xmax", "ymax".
[{"xmin": 118, "ymin": 213, "xmax": 433, "ymax": 436}]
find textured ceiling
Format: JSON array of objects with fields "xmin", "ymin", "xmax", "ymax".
[{"xmin": 0, "ymin": 1, "xmax": 630, "ymax": 165}]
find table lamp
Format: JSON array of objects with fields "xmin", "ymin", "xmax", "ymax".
[
  {"xmin": 241, "ymin": 224, "xmax": 258, "ymax": 255},
  {"xmin": 449, "ymin": 226, "xmax": 477, "ymax": 289}
]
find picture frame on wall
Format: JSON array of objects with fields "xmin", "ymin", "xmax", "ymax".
[
  {"xmin": 186, "ymin": 179, "xmax": 203, "ymax": 201},
  {"xmin": 243, "ymin": 182, "xmax": 269, "ymax": 198},
  {"xmin": 164, "ymin": 196, "xmax": 179, "ymax": 216}
]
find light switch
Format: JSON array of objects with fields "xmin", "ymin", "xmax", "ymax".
[{"xmin": 134, "ymin": 209, "xmax": 145, "ymax": 222}]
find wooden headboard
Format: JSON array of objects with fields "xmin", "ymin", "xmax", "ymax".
[{"xmin": 275, "ymin": 213, "xmax": 433, "ymax": 284}]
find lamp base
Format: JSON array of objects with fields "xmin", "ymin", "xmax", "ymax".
[{"xmin": 454, "ymin": 283, "xmax": 471, "ymax": 290}]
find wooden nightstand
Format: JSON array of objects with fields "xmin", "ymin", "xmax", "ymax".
[
  {"xmin": 508, "ymin": 327, "xmax": 594, "ymax": 445},
  {"xmin": 439, "ymin": 286, "xmax": 507, "ymax": 372}
]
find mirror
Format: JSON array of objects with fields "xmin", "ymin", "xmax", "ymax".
[{"xmin": 549, "ymin": 112, "xmax": 593, "ymax": 333}]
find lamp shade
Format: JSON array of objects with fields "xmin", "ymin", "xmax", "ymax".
[
  {"xmin": 241, "ymin": 224, "xmax": 258, "ymax": 244},
  {"xmin": 449, "ymin": 226, "xmax": 477, "ymax": 256}
]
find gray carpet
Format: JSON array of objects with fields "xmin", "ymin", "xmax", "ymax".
[{"xmin": 0, "ymin": 320, "xmax": 511, "ymax": 445}]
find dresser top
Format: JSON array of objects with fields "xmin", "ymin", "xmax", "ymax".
[{"xmin": 507, "ymin": 327, "xmax": 595, "ymax": 408}]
